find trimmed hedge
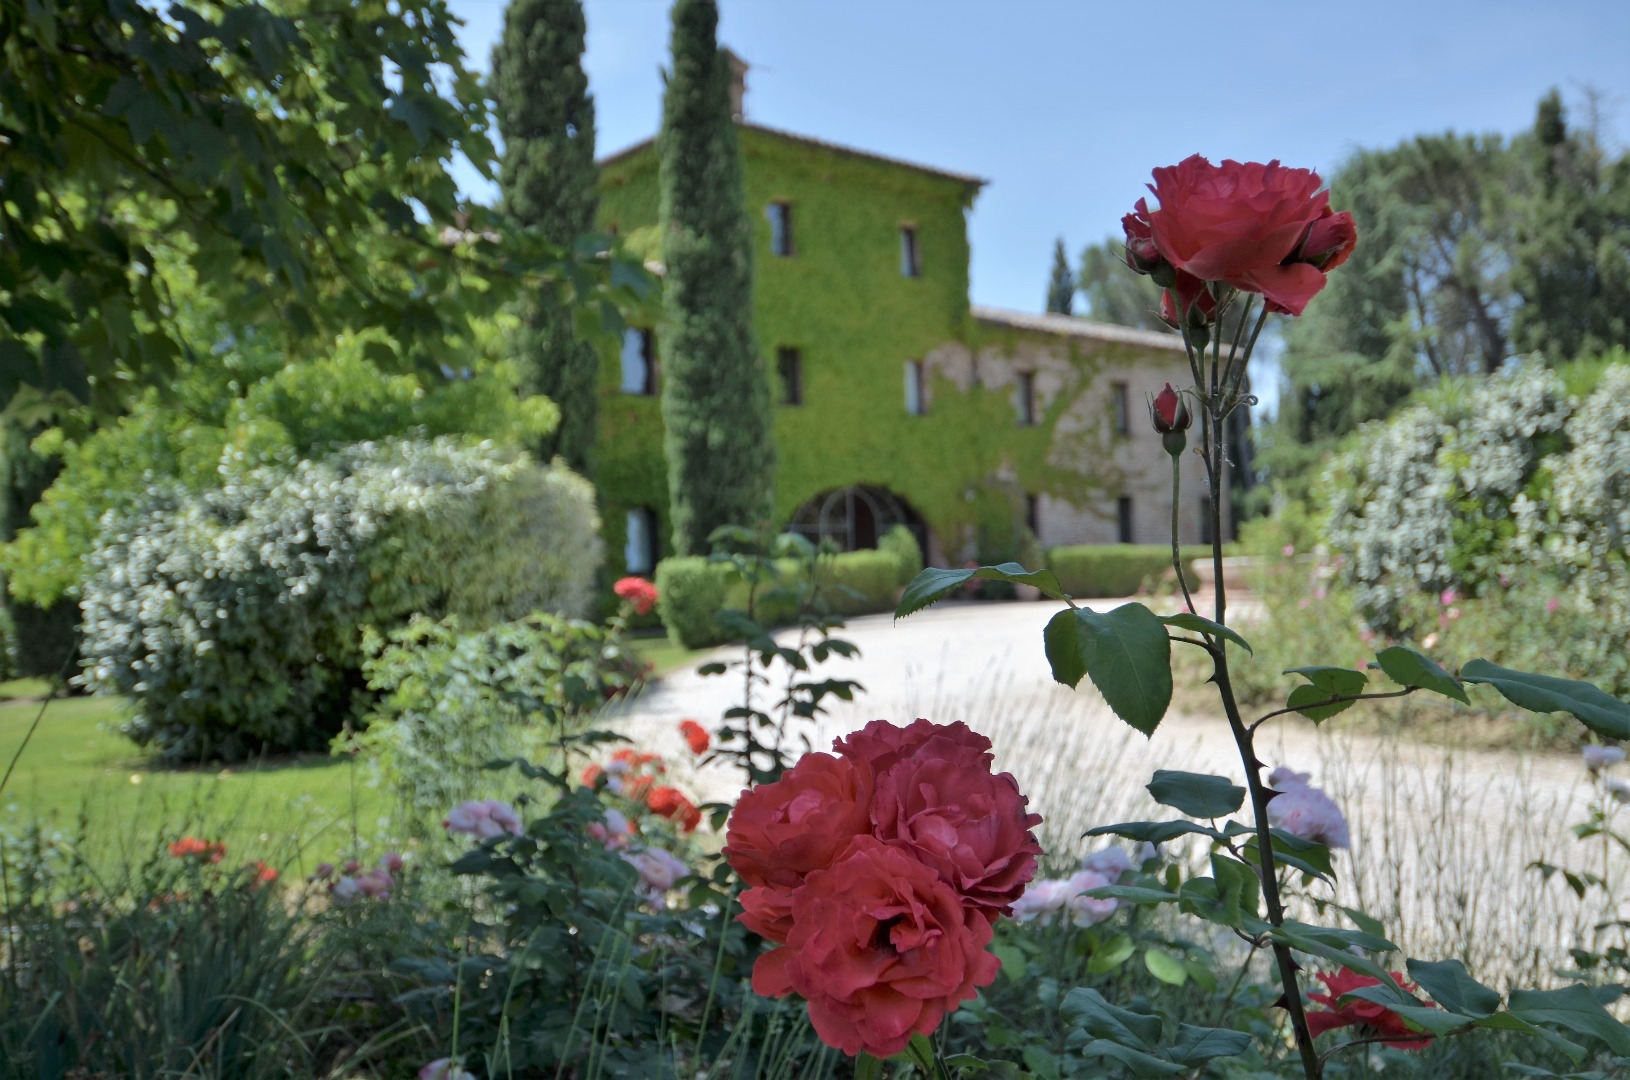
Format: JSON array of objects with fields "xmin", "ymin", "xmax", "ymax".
[
  {"xmin": 1045, "ymin": 544, "xmax": 1211, "ymax": 599},
  {"xmin": 655, "ymin": 549, "xmax": 899, "ymax": 648},
  {"xmin": 877, "ymin": 524, "xmax": 923, "ymax": 587}
]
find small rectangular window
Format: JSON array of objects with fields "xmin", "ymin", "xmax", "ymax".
[
  {"xmin": 900, "ymin": 226, "xmax": 921, "ymax": 278},
  {"xmin": 620, "ymin": 328, "xmax": 656, "ymax": 395},
  {"xmin": 1014, "ymin": 371, "xmax": 1036, "ymax": 427},
  {"xmin": 1117, "ymin": 496, "xmax": 1134, "ymax": 544},
  {"xmin": 767, "ymin": 201, "xmax": 793, "ymax": 257},
  {"xmin": 1111, "ymin": 381, "xmax": 1130, "ymax": 435},
  {"xmin": 625, "ymin": 508, "xmax": 657, "ymax": 574},
  {"xmin": 777, "ymin": 347, "xmax": 803, "ymax": 406},
  {"xmin": 1024, "ymin": 493, "xmax": 1040, "ymax": 537},
  {"xmin": 904, "ymin": 360, "xmax": 926, "ymax": 416}
]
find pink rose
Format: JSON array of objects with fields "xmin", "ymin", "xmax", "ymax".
[
  {"xmin": 1140, "ymin": 155, "xmax": 1351, "ymax": 316},
  {"xmin": 443, "ymin": 799, "xmax": 524, "ymax": 840},
  {"xmin": 1063, "ymin": 869, "xmax": 1118, "ymax": 927},
  {"xmin": 750, "ymin": 837, "xmax": 1000, "ymax": 1059},
  {"xmin": 624, "ymin": 847, "xmax": 689, "ymax": 897}
]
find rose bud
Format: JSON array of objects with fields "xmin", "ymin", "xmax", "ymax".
[
  {"xmin": 1150, "ymin": 384, "xmax": 1192, "ymax": 434},
  {"xmin": 1295, "ymin": 209, "xmax": 1358, "ymax": 271},
  {"xmin": 1121, "ymin": 198, "xmax": 1164, "ymax": 275}
]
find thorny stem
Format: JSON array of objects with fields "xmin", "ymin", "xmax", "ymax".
[
  {"xmin": 1183, "ymin": 323, "xmax": 1323, "ymax": 1080},
  {"xmin": 1171, "ymin": 452, "xmax": 1198, "ymax": 617}
]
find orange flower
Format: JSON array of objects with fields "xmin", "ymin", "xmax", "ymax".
[
  {"xmin": 249, "ymin": 861, "xmax": 279, "ymax": 886},
  {"xmin": 168, "ymin": 837, "xmax": 226, "ymax": 863},
  {"xmin": 581, "ymin": 762, "xmax": 604, "ymax": 787},
  {"xmin": 647, "ymin": 785, "xmax": 703, "ymax": 833}
]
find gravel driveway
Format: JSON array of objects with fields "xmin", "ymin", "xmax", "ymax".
[{"xmin": 609, "ymin": 597, "xmax": 1615, "ymax": 978}]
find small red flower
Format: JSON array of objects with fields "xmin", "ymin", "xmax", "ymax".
[
  {"xmin": 613, "ymin": 576, "xmax": 660, "ymax": 616},
  {"xmin": 1150, "ymin": 383, "xmax": 1192, "ymax": 434},
  {"xmin": 248, "ymin": 861, "xmax": 279, "ymax": 886},
  {"xmin": 580, "ymin": 762, "xmax": 604, "ymax": 787},
  {"xmin": 647, "ymin": 785, "xmax": 703, "ymax": 833},
  {"xmin": 1307, "ymin": 968, "xmax": 1434, "ymax": 1050},
  {"xmin": 168, "ymin": 837, "xmax": 226, "ymax": 864},
  {"xmin": 678, "ymin": 719, "xmax": 710, "ymax": 755}
]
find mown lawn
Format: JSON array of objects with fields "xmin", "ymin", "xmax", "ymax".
[{"xmin": 0, "ymin": 636, "xmax": 705, "ymax": 873}]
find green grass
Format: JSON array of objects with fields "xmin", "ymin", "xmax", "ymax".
[
  {"xmin": 0, "ymin": 689, "xmax": 393, "ymax": 876},
  {"xmin": 630, "ymin": 632, "xmax": 708, "ymax": 676}
]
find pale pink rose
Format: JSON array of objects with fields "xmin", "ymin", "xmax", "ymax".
[
  {"xmin": 1062, "ymin": 870, "xmax": 1118, "ymax": 926},
  {"xmin": 330, "ymin": 877, "xmax": 362, "ymax": 903},
  {"xmin": 1268, "ymin": 784, "xmax": 1350, "ymax": 849},
  {"xmin": 1268, "ymin": 767, "xmax": 1311, "ymax": 790},
  {"xmin": 1422, "ymin": 632, "xmax": 1440, "ymax": 650},
  {"xmin": 1010, "ymin": 878, "xmax": 1072, "ymax": 923},
  {"xmin": 1081, "ymin": 846, "xmax": 1134, "ymax": 881},
  {"xmin": 1440, "ymin": 588, "xmax": 1457, "ymax": 607},
  {"xmin": 1282, "ymin": 544, "xmax": 1296, "ymax": 558},
  {"xmin": 380, "ymin": 852, "xmax": 405, "ymax": 874},
  {"xmin": 1546, "ymin": 598, "xmax": 1562, "ymax": 614},
  {"xmin": 356, "ymin": 868, "xmax": 395, "ymax": 899},
  {"xmin": 419, "ymin": 1059, "xmax": 476, "ymax": 1080},
  {"xmin": 443, "ymin": 800, "xmax": 524, "ymax": 840},
  {"xmin": 623, "ymin": 848, "xmax": 689, "ymax": 896}
]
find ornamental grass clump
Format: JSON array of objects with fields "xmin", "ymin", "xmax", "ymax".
[{"xmin": 724, "ymin": 718, "xmax": 1041, "ymax": 1059}]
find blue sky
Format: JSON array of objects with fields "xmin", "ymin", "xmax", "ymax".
[{"xmin": 446, "ymin": 0, "xmax": 1629, "ymax": 318}]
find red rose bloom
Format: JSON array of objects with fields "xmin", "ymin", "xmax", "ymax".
[
  {"xmin": 867, "ymin": 734, "xmax": 1042, "ymax": 917},
  {"xmin": 1143, "ymin": 155, "xmax": 1346, "ymax": 317},
  {"xmin": 1307, "ymin": 968, "xmax": 1434, "ymax": 1050},
  {"xmin": 833, "ymin": 718, "xmax": 993, "ymax": 779},
  {"xmin": 1121, "ymin": 197, "xmax": 1162, "ymax": 273},
  {"xmin": 751, "ymin": 837, "xmax": 1001, "ymax": 1059},
  {"xmin": 613, "ymin": 576, "xmax": 659, "ymax": 616},
  {"xmin": 678, "ymin": 719, "xmax": 710, "ymax": 755},
  {"xmin": 724, "ymin": 751, "xmax": 872, "ymax": 941},
  {"xmin": 646, "ymin": 785, "xmax": 703, "ymax": 833}
]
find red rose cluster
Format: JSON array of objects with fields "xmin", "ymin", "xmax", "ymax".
[
  {"xmin": 168, "ymin": 836, "xmax": 226, "ymax": 863},
  {"xmin": 724, "ymin": 719, "xmax": 1042, "ymax": 1059},
  {"xmin": 613, "ymin": 576, "xmax": 659, "ymax": 616},
  {"xmin": 1124, "ymin": 154, "xmax": 1357, "ymax": 328},
  {"xmin": 1307, "ymin": 968, "xmax": 1435, "ymax": 1050}
]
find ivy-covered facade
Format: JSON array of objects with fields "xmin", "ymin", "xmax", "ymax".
[{"xmin": 596, "ymin": 117, "xmax": 1211, "ymax": 572}]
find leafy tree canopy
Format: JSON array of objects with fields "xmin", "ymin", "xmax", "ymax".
[{"xmin": 0, "ymin": 0, "xmax": 647, "ymax": 420}]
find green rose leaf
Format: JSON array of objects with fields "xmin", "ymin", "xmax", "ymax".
[
  {"xmin": 1461, "ymin": 660, "xmax": 1630, "ymax": 740},
  {"xmin": 1377, "ymin": 646, "xmax": 1470, "ymax": 704},
  {"xmin": 1167, "ymin": 1024, "xmax": 1253, "ymax": 1067},
  {"xmin": 1078, "ymin": 1041, "xmax": 1186, "ymax": 1078},
  {"xmin": 1085, "ymin": 819, "xmax": 1226, "ymax": 844},
  {"xmin": 1159, "ymin": 611, "xmax": 1252, "ymax": 654},
  {"xmin": 1060, "ymin": 987, "xmax": 1163, "ymax": 1048},
  {"xmin": 1506, "ymin": 985, "xmax": 1630, "ymax": 1056},
  {"xmin": 1284, "ymin": 664, "xmax": 1370, "ymax": 722},
  {"xmin": 894, "ymin": 563, "xmax": 1065, "ymax": 618},
  {"xmin": 1147, "ymin": 770, "xmax": 1245, "ymax": 818},
  {"xmin": 1341, "ymin": 986, "xmax": 1472, "ymax": 1035},
  {"xmin": 1406, "ymin": 957, "xmax": 1502, "ymax": 1018},
  {"xmin": 1143, "ymin": 949, "xmax": 1188, "ymax": 986},
  {"xmin": 1047, "ymin": 604, "xmax": 1172, "ymax": 735}
]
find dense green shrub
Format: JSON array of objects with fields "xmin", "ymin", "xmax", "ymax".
[
  {"xmin": 813, "ymin": 550, "xmax": 899, "ymax": 616},
  {"xmin": 1046, "ymin": 544, "xmax": 1203, "ymax": 598},
  {"xmin": 360, "ymin": 613, "xmax": 643, "ymax": 828},
  {"xmin": 877, "ymin": 524, "xmax": 923, "ymax": 586},
  {"xmin": 78, "ymin": 440, "xmax": 601, "ymax": 761},
  {"xmin": 655, "ymin": 555, "xmax": 734, "ymax": 649},
  {"xmin": 658, "ymin": 548, "xmax": 898, "ymax": 647}
]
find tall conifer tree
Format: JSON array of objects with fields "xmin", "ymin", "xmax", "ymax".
[
  {"xmin": 492, "ymin": 0, "xmax": 600, "ymax": 474},
  {"xmin": 1045, "ymin": 237, "xmax": 1075, "ymax": 315},
  {"xmin": 658, "ymin": 0, "xmax": 774, "ymax": 555}
]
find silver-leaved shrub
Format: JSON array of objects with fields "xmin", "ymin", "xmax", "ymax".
[{"xmin": 78, "ymin": 438, "xmax": 601, "ymax": 761}]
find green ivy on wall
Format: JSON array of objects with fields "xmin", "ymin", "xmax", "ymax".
[{"xmin": 594, "ymin": 127, "xmax": 1164, "ymax": 567}]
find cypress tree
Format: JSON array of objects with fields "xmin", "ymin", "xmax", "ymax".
[
  {"xmin": 491, "ymin": 0, "xmax": 600, "ymax": 475},
  {"xmin": 1045, "ymin": 237, "xmax": 1075, "ymax": 314},
  {"xmin": 658, "ymin": 0, "xmax": 774, "ymax": 555}
]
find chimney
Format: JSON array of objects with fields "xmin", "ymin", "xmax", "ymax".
[{"xmin": 724, "ymin": 48, "xmax": 748, "ymax": 121}]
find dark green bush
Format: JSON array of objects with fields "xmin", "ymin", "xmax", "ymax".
[
  {"xmin": 655, "ymin": 556, "xmax": 735, "ymax": 648},
  {"xmin": 877, "ymin": 524, "xmax": 922, "ymax": 586},
  {"xmin": 1046, "ymin": 544, "xmax": 1205, "ymax": 598}
]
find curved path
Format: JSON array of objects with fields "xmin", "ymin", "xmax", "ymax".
[{"xmin": 610, "ymin": 598, "xmax": 1613, "ymax": 981}]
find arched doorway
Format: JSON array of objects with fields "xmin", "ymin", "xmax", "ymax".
[{"xmin": 786, "ymin": 485, "xmax": 927, "ymax": 554}]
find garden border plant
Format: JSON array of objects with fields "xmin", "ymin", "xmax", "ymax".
[{"xmin": 861, "ymin": 155, "xmax": 1630, "ymax": 1077}]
